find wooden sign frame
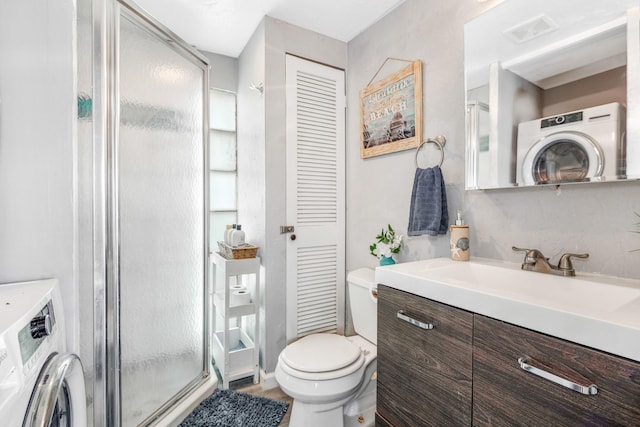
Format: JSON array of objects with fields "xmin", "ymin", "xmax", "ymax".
[{"xmin": 360, "ymin": 60, "xmax": 422, "ymax": 158}]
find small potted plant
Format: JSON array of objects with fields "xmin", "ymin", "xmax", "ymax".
[{"xmin": 370, "ymin": 224, "xmax": 403, "ymax": 266}]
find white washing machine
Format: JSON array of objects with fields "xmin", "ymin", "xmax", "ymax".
[
  {"xmin": 0, "ymin": 279, "xmax": 86, "ymax": 426},
  {"xmin": 516, "ymin": 102, "xmax": 626, "ymax": 186}
]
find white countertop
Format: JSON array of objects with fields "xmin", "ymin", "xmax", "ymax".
[{"xmin": 375, "ymin": 257, "xmax": 640, "ymax": 362}]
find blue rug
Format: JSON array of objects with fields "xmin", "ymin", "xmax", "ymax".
[{"xmin": 179, "ymin": 388, "xmax": 289, "ymax": 427}]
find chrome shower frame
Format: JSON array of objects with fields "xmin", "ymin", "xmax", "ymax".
[{"xmin": 90, "ymin": 1, "xmax": 210, "ymax": 425}]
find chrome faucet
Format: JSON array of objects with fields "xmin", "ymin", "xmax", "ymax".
[{"xmin": 512, "ymin": 247, "xmax": 589, "ymax": 277}]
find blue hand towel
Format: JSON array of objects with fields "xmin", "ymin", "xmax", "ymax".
[{"xmin": 408, "ymin": 166, "xmax": 449, "ymax": 236}]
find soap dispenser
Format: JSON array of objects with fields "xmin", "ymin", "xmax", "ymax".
[
  {"xmin": 450, "ymin": 210, "xmax": 469, "ymax": 261},
  {"xmin": 224, "ymin": 224, "xmax": 235, "ymax": 245},
  {"xmin": 231, "ymin": 224, "xmax": 245, "ymax": 247}
]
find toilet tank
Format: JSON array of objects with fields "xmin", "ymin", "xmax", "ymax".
[{"xmin": 347, "ymin": 268, "xmax": 377, "ymax": 345}]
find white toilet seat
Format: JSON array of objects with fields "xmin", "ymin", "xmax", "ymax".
[
  {"xmin": 279, "ymin": 351, "xmax": 365, "ymax": 381},
  {"xmin": 279, "ymin": 333, "xmax": 365, "ymax": 381},
  {"xmin": 282, "ymin": 333, "xmax": 362, "ymax": 372}
]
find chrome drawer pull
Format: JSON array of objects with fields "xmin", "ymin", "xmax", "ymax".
[
  {"xmin": 396, "ymin": 310, "xmax": 434, "ymax": 330},
  {"xmin": 518, "ymin": 357, "xmax": 598, "ymax": 395}
]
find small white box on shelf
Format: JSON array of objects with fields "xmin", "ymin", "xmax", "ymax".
[{"xmin": 212, "ymin": 327, "xmax": 255, "ymax": 378}]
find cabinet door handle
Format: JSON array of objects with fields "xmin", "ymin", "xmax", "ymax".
[
  {"xmin": 396, "ymin": 310, "xmax": 434, "ymax": 330},
  {"xmin": 518, "ymin": 357, "xmax": 598, "ymax": 395}
]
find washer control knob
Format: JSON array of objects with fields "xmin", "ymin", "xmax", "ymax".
[
  {"xmin": 30, "ymin": 314, "xmax": 52, "ymax": 339},
  {"xmin": 555, "ymin": 116, "xmax": 565, "ymax": 124}
]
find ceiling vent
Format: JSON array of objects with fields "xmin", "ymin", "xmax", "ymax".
[{"xmin": 503, "ymin": 14, "xmax": 558, "ymax": 44}]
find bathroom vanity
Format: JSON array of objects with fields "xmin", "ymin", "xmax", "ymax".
[
  {"xmin": 374, "ymin": 258, "xmax": 640, "ymax": 426},
  {"xmin": 377, "ymin": 287, "xmax": 472, "ymax": 425}
]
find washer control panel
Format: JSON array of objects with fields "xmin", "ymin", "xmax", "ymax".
[
  {"xmin": 0, "ymin": 279, "xmax": 61, "ymax": 377},
  {"xmin": 0, "ymin": 279, "xmax": 63, "ymax": 421},
  {"xmin": 18, "ymin": 300, "xmax": 56, "ymax": 368},
  {"xmin": 541, "ymin": 111, "xmax": 583, "ymax": 128}
]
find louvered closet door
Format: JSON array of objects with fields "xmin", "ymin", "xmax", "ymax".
[{"xmin": 285, "ymin": 55, "xmax": 346, "ymax": 342}]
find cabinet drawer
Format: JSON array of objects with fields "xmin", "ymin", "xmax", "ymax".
[
  {"xmin": 473, "ymin": 314, "xmax": 640, "ymax": 426},
  {"xmin": 377, "ymin": 285, "xmax": 473, "ymax": 426}
]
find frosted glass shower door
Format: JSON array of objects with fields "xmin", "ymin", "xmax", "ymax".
[{"xmin": 117, "ymin": 11, "xmax": 207, "ymax": 426}]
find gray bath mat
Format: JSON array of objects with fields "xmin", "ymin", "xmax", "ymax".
[{"xmin": 179, "ymin": 388, "xmax": 289, "ymax": 427}]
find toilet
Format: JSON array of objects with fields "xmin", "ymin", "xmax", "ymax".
[{"xmin": 275, "ymin": 268, "xmax": 377, "ymax": 427}]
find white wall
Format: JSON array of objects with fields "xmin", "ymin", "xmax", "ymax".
[
  {"xmin": 0, "ymin": 1, "xmax": 78, "ymax": 350},
  {"xmin": 237, "ymin": 19, "xmax": 268, "ymax": 370},
  {"xmin": 490, "ymin": 65, "xmax": 542, "ymax": 186},
  {"xmin": 347, "ymin": 0, "xmax": 474, "ymax": 271},
  {"xmin": 201, "ymin": 50, "xmax": 238, "ymax": 92},
  {"xmin": 346, "ymin": 0, "xmax": 640, "ymax": 279}
]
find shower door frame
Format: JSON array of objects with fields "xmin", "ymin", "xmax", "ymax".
[{"xmin": 91, "ymin": 1, "xmax": 211, "ymax": 425}]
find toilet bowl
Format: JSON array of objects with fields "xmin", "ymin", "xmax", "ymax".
[{"xmin": 275, "ymin": 268, "xmax": 377, "ymax": 427}]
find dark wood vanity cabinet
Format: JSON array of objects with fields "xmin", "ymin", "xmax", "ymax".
[
  {"xmin": 473, "ymin": 315, "xmax": 640, "ymax": 426},
  {"xmin": 376, "ymin": 285, "xmax": 473, "ymax": 426},
  {"xmin": 376, "ymin": 286, "xmax": 640, "ymax": 426}
]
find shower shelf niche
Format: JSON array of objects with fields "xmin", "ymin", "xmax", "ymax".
[{"xmin": 210, "ymin": 252, "xmax": 260, "ymax": 388}]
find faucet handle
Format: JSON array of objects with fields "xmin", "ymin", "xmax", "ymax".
[
  {"xmin": 558, "ymin": 252, "xmax": 589, "ymax": 270},
  {"xmin": 512, "ymin": 246, "xmax": 546, "ymax": 264}
]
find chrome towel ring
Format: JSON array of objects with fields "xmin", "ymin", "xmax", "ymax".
[{"xmin": 415, "ymin": 135, "xmax": 446, "ymax": 169}]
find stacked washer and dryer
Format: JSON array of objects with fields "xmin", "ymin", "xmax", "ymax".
[
  {"xmin": 0, "ymin": 279, "xmax": 86, "ymax": 426},
  {"xmin": 516, "ymin": 102, "xmax": 626, "ymax": 186}
]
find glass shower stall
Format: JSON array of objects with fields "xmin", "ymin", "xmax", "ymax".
[{"xmin": 77, "ymin": 0, "xmax": 212, "ymax": 425}]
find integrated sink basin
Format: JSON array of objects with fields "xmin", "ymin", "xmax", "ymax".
[{"xmin": 375, "ymin": 257, "xmax": 640, "ymax": 362}]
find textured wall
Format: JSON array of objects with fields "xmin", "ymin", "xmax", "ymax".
[
  {"xmin": 237, "ymin": 19, "xmax": 268, "ymax": 370},
  {"xmin": 0, "ymin": 1, "xmax": 78, "ymax": 350},
  {"xmin": 346, "ymin": 0, "xmax": 640, "ymax": 280},
  {"xmin": 201, "ymin": 51, "xmax": 238, "ymax": 92}
]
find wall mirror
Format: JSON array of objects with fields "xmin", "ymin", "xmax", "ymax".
[{"xmin": 464, "ymin": 0, "xmax": 640, "ymax": 190}]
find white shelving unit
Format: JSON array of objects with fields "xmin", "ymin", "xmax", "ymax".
[{"xmin": 210, "ymin": 251, "xmax": 260, "ymax": 388}]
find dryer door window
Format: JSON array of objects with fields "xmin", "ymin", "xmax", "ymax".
[
  {"xmin": 521, "ymin": 131, "xmax": 604, "ymax": 185},
  {"xmin": 532, "ymin": 140, "xmax": 590, "ymax": 183}
]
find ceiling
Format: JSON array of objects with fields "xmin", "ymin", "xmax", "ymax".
[
  {"xmin": 465, "ymin": 0, "xmax": 638, "ymax": 90},
  {"xmin": 132, "ymin": 0, "xmax": 406, "ymax": 58}
]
